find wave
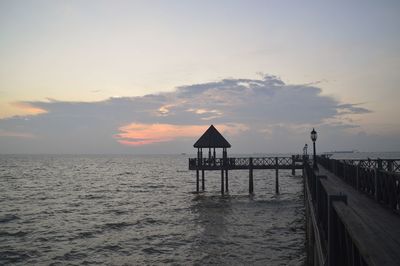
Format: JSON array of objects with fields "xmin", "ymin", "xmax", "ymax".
[
  {"xmin": 0, "ymin": 230, "xmax": 28, "ymax": 237},
  {"xmin": 0, "ymin": 214, "xmax": 20, "ymax": 223},
  {"xmin": 100, "ymin": 221, "xmax": 134, "ymax": 231}
]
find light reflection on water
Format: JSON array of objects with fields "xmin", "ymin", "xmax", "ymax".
[{"xmin": 0, "ymin": 155, "xmax": 305, "ymax": 265}]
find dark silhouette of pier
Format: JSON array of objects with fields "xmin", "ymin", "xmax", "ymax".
[
  {"xmin": 305, "ymin": 156, "xmax": 400, "ymax": 266},
  {"xmin": 188, "ymin": 125, "xmax": 303, "ymax": 194},
  {"xmin": 188, "ymin": 125, "xmax": 400, "ymax": 265}
]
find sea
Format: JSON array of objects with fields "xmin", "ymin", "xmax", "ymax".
[{"xmin": 0, "ymin": 152, "xmax": 398, "ymax": 265}]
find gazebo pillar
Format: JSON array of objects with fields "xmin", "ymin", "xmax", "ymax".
[{"xmin": 213, "ymin": 148, "xmax": 216, "ymax": 166}]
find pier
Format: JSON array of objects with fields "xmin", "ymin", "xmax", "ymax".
[
  {"xmin": 188, "ymin": 125, "xmax": 304, "ymax": 194},
  {"xmin": 305, "ymin": 156, "xmax": 400, "ymax": 266},
  {"xmin": 188, "ymin": 125, "xmax": 400, "ymax": 265}
]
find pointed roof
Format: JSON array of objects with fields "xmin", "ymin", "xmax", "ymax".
[{"xmin": 194, "ymin": 125, "xmax": 231, "ymax": 148}]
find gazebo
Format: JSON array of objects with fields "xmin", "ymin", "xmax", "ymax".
[{"xmin": 192, "ymin": 125, "xmax": 231, "ymax": 194}]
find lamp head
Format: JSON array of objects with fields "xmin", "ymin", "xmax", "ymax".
[{"xmin": 310, "ymin": 128, "xmax": 317, "ymax": 142}]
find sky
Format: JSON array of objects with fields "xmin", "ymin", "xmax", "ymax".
[{"xmin": 0, "ymin": 0, "xmax": 399, "ymax": 154}]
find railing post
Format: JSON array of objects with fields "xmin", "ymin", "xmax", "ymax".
[
  {"xmin": 374, "ymin": 168, "xmax": 379, "ymax": 201},
  {"xmin": 275, "ymin": 157, "xmax": 279, "ymax": 194},
  {"xmin": 315, "ymin": 175, "xmax": 327, "ymax": 218},
  {"xmin": 387, "ymin": 160, "xmax": 393, "ymax": 172},
  {"xmin": 377, "ymin": 158, "xmax": 383, "ymax": 170},
  {"xmin": 249, "ymin": 157, "xmax": 254, "ymax": 194},
  {"xmin": 332, "ymin": 159, "xmax": 336, "ymax": 175},
  {"xmin": 343, "ymin": 162, "xmax": 346, "ymax": 181},
  {"xmin": 328, "ymin": 193, "xmax": 347, "ymax": 266},
  {"xmin": 356, "ymin": 164, "xmax": 360, "ymax": 191}
]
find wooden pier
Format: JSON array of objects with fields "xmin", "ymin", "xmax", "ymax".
[
  {"xmin": 188, "ymin": 125, "xmax": 304, "ymax": 194},
  {"xmin": 188, "ymin": 125, "xmax": 400, "ymax": 265},
  {"xmin": 189, "ymin": 155, "xmax": 304, "ymax": 194},
  {"xmin": 305, "ymin": 156, "xmax": 400, "ymax": 266}
]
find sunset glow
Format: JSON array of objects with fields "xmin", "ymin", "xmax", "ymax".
[
  {"xmin": 115, "ymin": 123, "xmax": 247, "ymax": 146},
  {"xmin": 12, "ymin": 102, "xmax": 47, "ymax": 116}
]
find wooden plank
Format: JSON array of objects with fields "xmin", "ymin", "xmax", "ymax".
[
  {"xmin": 318, "ymin": 166, "xmax": 400, "ymax": 265},
  {"xmin": 333, "ymin": 201, "xmax": 394, "ymax": 266}
]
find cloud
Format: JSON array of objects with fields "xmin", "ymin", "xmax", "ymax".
[{"xmin": 0, "ymin": 75, "xmax": 375, "ymax": 153}]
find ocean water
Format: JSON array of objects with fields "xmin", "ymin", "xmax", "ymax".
[{"xmin": 0, "ymin": 155, "xmax": 305, "ymax": 265}]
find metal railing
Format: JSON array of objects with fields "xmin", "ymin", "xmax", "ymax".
[
  {"xmin": 318, "ymin": 156, "xmax": 400, "ymax": 214},
  {"xmin": 304, "ymin": 162, "xmax": 369, "ymax": 266},
  {"xmin": 189, "ymin": 155, "xmax": 306, "ymax": 169}
]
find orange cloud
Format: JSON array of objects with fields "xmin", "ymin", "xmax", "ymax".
[
  {"xmin": 0, "ymin": 129, "xmax": 35, "ymax": 138},
  {"xmin": 115, "ymin": 123, "xmax": 247, "ymax": 146},
  {"xmin": 12, "ymin": 102, "xmax": 47, "ymax": 116}
]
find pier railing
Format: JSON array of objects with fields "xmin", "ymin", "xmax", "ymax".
[
  {"xmin": 304, "ymin": 162, "xmax": 369, "ymax": 265},
  {"xmin": 189, "ymin": 155, "xmax": 305, "ymax": 170},
  {"xmin": 318, "ymin": 156, "xmax": 400, "ymax": 214}
]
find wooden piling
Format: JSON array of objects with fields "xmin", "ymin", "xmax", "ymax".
[
  {"xmin": 225, "ymin": 170, "xmax": 229, "ymax": 192},
  {"xmin": 201, "ymin": 170, "xmax": 205, "ymax": 191},
  {"xmin": 221, "ymin": 169, "xmax": 224, "ymax": 195},
  {"xmin": 292, "ymin": 155, "xmax": 296, "ymax": 175},
  {"xmin": 249, "ymin": 157, "xmax": 254, "ymax": 194},
  {"xmin": 275, "ymin": 157, "xmax": 279, "ymax": 194},
  {"xmin": 196, "ymin": 169, "xmax": 199, "ymax": 192}
]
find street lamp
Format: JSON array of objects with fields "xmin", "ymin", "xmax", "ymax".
[{"xmin": 310, "ymin": 128, "xmax": 318, "ymax": 170}]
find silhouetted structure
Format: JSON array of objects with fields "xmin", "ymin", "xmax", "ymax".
[
  {"xmin": 189, "ymin": 125, "xmax": 303, "ymax": 194},
  {"xmin": 193, "ymin": 125, "xmax": 231, "ymax": 194}
]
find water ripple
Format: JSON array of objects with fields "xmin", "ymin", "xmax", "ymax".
[{"xmin": 0, "ymin": 154, "xmax": 306, "ymax": 265}]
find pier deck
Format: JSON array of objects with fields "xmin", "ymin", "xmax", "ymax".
[
  {"xmin": 189, "ymin": 155, "xmax": 305, "ymax": 194},
  {"xmin": 319, "ymin": 164, "xmax": 400, "ymax": 265}
]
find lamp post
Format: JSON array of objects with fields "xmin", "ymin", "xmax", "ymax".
[
  {"xmin": 303, "ymin": 143, "xmax": 308, "ymax": 161},
  {"xmin": 310, "ymin": 128, "xmax": 318, "ymax": 170}
]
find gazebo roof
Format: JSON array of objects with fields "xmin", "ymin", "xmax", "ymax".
[{"xmin": 194, "ymin": 125, "xmax": 231, "ymax": 148}]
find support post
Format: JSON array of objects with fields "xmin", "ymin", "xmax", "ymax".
[
  {"xmin": 275, "ymin": 157, "xmax": 279, "ymax": 194},
  {"xmin": 249, "ymin": 157, "xmax": 254, "ymax": 194},
  {"xmin": 221, "ymin": 169, "xmax": 224, "ymax": 195},
  {"xmin": 292, "ymin": 155, "xmax": 295, "ymax": 176},
  {"xmin": 196, "ymin": 170, "xmax": 199, "ymax": 192},
  {"xmin": 225, "ymin": 170, "xmax": 229, "ymax": 192},
  {"xmin": 201, "ymin": 170, "xmax": 205, "ymax": 191},
  {"xmin": 213, "ymin": 148, "xmax": 216, "ymax": 166}
]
